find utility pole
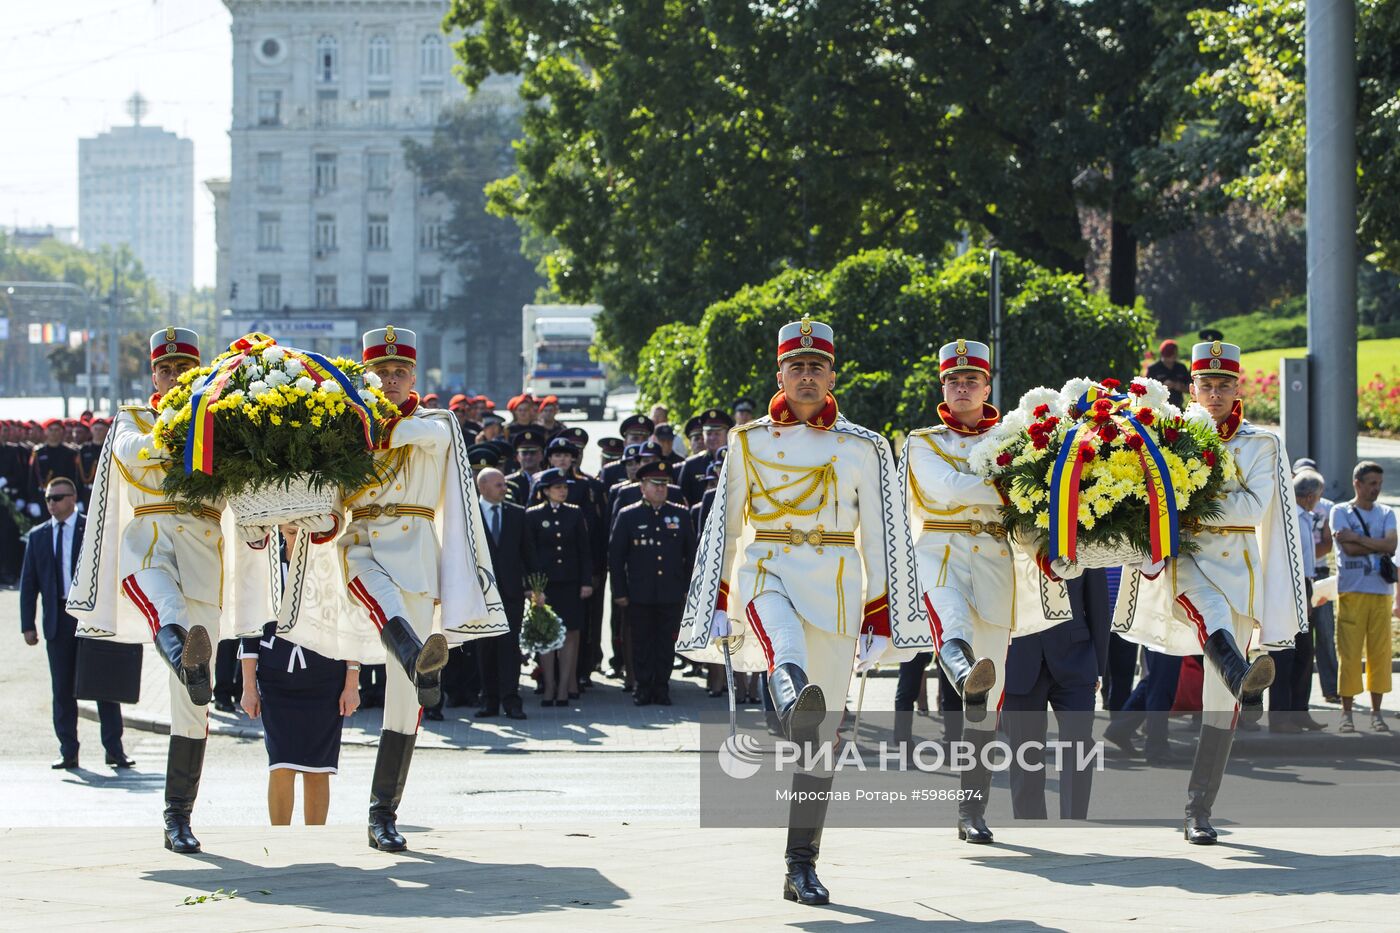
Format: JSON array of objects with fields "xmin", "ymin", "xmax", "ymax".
[{"xmin": 1305, "ymin": 0, "xmax": 1358, "ymax": 501}]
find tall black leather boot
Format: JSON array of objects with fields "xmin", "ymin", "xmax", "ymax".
[
  {"xmin": 957, "ymin": 729, "xmax": 996, "ymax": 844},
  {"xmin": 153, "ymin": 623, "xmax": 213, "ymax": 706},
  {"xmin": 368, "ymin": 729, "xmax": 417, "ymax": 852},
  {"xmin": 162, "ymin": 735, "xmax": 206, "ymax": 853},
  {"xmin": 1201, "ymin": 629, "xmax": 1274, "ymax": 718},
  {"xmin": 783, "ymin": 771, "xmax": 833, "ymax": 905},
  {"xmin": 1184, "ymin": 724, "xmax": 1236, "ymax": 844},
  {"xmin": 379, "ymin": 616, "xmax": 449, "ymax": 708},
  {"xmin": 767, "ymin": 662, "xmax": 826, "ymax": 752},
  {"xmin": 937, "ymin": 638, "xmax": 996, "ymax": 724}
]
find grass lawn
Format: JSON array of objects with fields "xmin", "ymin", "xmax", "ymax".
[{"xmin": 1238, "ymin": 338, "xmax": 1400, "ymax": 380}]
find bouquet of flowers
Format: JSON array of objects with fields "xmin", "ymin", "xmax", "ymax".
[
  {"xmin": 518, "ymin": 572, "xmax": 566, "ymax": 654},
  {"xmin": 146, "ymin": 333, "xmax": 398, "ymax": 525},
  {"xmin": 970, "ymin": 376, "xmax": 1234, "ymax": 570}
]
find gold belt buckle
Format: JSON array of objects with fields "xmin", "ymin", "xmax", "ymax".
[
  {"xmin": 363, "ymin": 503, "xmax": 399, "ymax": 519},
  {"xmin": 174, "ymin": 501, "xmax": 199, "ymax": 516},
  {"xmin": 967, "ymin": 520, "xmax": 985, "ymax": 536}
]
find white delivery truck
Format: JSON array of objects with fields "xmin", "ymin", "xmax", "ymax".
[{"xmin": 521, "ymin": 304, "xmax": 607, "ymax": 419}]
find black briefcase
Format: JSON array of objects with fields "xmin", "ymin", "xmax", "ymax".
[{"xmin": 74, "ymin": 639, "xmax": 143, "ymax": 704}]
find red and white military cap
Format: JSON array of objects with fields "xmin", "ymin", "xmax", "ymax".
[
  {"xmin": 1191, "ymin": 340, "xmax": 1242, "ymax": 378},
  {"xmin": 938, "ymin": 338, "xmax": 991, "ymax": 379},
  {"xmin": 776, "ymin": 317, "xmax": 835, "ymax": 364},
  {"xmin": 149, "ymin": 326, "xmax": 201, "ymax": 366},
  {"xmin": 362, "ymin": 324, "xmax": 417, "ymax": 365}
]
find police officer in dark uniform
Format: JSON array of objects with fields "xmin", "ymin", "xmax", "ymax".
[
  {"xmin": 525, "ymin": 468, "xmax": 593, "ymax": 706},
  {"xmin": 598, "ymin": 437, "xmax": 625, "ymax": 470},
  {"xmin": 559, "ymin": 427, "xmax": 610, "ymax": 686},
  {"xmin": 677, "ymin": 409, "xmax": 733, "ymax": 505},
  {"xmin": 76, "ymin": 420, "xmax": 102, "ymax": 509},
  {"xmin": 606, "ymin": 444, "xmax": 645, "ymax": 516},
  {"xmin": 505, "ymin": 428, "xmax": 548, "ymax": 505},
  {"xmin": 609, "ymin": 441, "xmax": 686, "ymax": 525},
  {"xmin": 653, "ymin": 423, "xmax": 685, "ymax": 467},
  {"xmin": 609, "ymin": 462, "xmax": 694, "ymax": 705},
  {"xmin": 29, "ymin": 419, "xmax": 82, "ymax": 507},
  {"xmin": 601, "ymin": 414, "xmax": 654, "ymax": 490}
]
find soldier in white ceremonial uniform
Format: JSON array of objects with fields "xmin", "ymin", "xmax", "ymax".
[
  {"xmin": 1116, "ymin": 340, "xmax": 1307, "ymax": 845},
  {"xmin": 679, "ymin": 318, "xmax": 921, "ymax": 906},
  {"xmin": 900, "ymin": 339, "xmax": 1012, "ymax": 844},
  {"xmin": 340, "ymin": 325, "xmax": 509, "ymax": 852},
  {"xmin": 67, "ymin": 329, "xmax": 225, "ymax": 854}
]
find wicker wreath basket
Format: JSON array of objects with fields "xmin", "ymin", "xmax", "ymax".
[
  {"xmin": 1053, "ymin": 539, "xmax": 1142, "ymax": 571},
  {"xmin": 226, "ymin": 475, "xmax": 336, "ymax": 528}
]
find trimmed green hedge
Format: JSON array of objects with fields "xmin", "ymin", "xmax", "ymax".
[{"xmin": 638, "ymin": 248, "xmax": 1155, "ymax": 437}]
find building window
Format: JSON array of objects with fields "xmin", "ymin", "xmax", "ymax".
[
  {"xmin": 316, "ymin": 89, "xmax": 338, "ymax": 126},
  {"xmin": 419, "ymin": 216, "xmax": 444, "ymax": 250},
  {"xmin": 366, "ymin": 152, "xmax": 391, "ymax": 190},
  {"xmin": 315, "ymin": 275, "xmax": 337, "ymax": 309},
  {"xmin": 367, "ymin": 275, "xmax": 390, "ymax": 310},
  {"xmin": 420, "ymin": 90, "xmax": 442, "ymax": 123},
  {"xmin": 368, "ymin": 35, "xmax": 391, "ymax": 80},
  {"xmin": 258, "ymin": 274, "xmax": 281, "ymax": 310},
  {"xmin": 367, "ymin": 214, "xmax": 389, "ymax": 251},
  {"xmin": 257, "ymin": 212, "xmax": 281, "ymax": 251},
  {"xmin": 367, "ymin": 89, "xmax": 390, "ymax": 127},
  {"xmin": 314, "ymin": 153, "xmax": 337, "ymax": 192},
  {"xmin": 419, "ymin": 274, "xmax": 442, "ymax": 310},
  {"xmin": 315, "ymin": 35, "xmax": 338, "ymax": 83},
  {"xmin": 314, "ymin": 213, "xmax": 337, "ymax": 251},
  {"xmin": 420, "ymin": 34, "xmax": 444, "ymax": 78},
  {"xmin": 256, "ymin": 152, "xmax": 281, "ymax": 190},
  {"xmin": 256, "ymin": 89, "xmax": 282, "ymax": 125}
]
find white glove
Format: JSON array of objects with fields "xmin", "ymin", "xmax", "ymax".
[
  {"xmin": 27, "ymin": 502, "xmax": 41, "ymax": 518},
  {"xmin": 0, "ymin": 476, "xmax": 8, "ymax": 490},
  {"xmin": 238, "ymin": 525, "xmax": 271, "ymax": 545},
  {"xmin": 291, "ymin": 513, "xmax": 336, "ymax": 534},
  {"xmin": 855, "ymin": 635, "xmax": 889, "ymax": 673},
  {"xmin": 1049, "ymin": 556, "xmax": 1084, "ymax": 580},
  {"xmin": 709, "ymin": 610, "xmax": 731, "ymax": 639}
]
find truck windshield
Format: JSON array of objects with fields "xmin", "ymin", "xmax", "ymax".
[{"xmin": 537, "ymin": 346, "xmax": 596, "ymax": 370}]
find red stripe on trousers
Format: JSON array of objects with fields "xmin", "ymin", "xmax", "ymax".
[
  {"xmin": 922, "ymin": 593, "xmax": 944, "ymax": 650},
  {"xmin": 1176, "ymin": 594, "xmax": 1210, "ymax": 647},
  {"xmin": 744, "ymin": 601, "xmax": 775, "ymax": 672},
  {"xmin": 121, "ymin": 576, "xmax": 161, "ymax": 638},
  {"xmin": 348, "ymin": 577, "xmax": 388, "ymax": 631}
]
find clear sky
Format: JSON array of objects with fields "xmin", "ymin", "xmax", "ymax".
[{"xmin": 0, "ymin": 0, "xmax": 233, "ymax": 289}]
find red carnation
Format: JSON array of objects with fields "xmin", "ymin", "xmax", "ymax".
[
  {"xmin": 1033, "ymin": 404, "xmax": 1050, "ymax": 418},
  {"xmin": 996, "ymin": 451, "xmax": 1013, "ymax": 467},
  {"xmin": 1079, "ymin": 441, "xmax": 1097, "ymax": 462},
  {"xmin": 1028, "ymin": 421, "xmax": 1045, "ymax": 437},
  {"xmin": 1067, "ymin": 405, "xmax": 1080, "ymax": 419},
  {"xmin": 1203, "ymin": 449, "xmax": 1217, "ymax": 468},
  {"xmin": 1044, "ymin": 416, "xmax": 1060, "ymax": 429},
  {"xmin": 1136, "ymin": 408, "xmax": 1154, "ymax": 426},
  {"xmin": 1032, "ymin": 435, "xmax": 1050, "ymax": 450},
  {"xmin": 1128, "ymin": 382, "xmax": 1148, "ymax": 396},
  {"xmin": 1092, "ymin": 410, "xmax": 1110, "ymax": 425},
  {"xmin": 1098, "ymin": 423, "xmax": 1119, "ymax": 443},
  {"xmin": 1125, "ymin": 434, "xmax": 1144, "ymax": 451},
  {"xmin": 1102, "ymin": 378, "xmax": 1121, "ymax": 391},
  {"xmin": 1094, "ymin": 398, "xmax": 1114, "ymax": 412},
  {"xmin": 1163, "ymin": 427, "xmax": 1180, "ymax": 443}
]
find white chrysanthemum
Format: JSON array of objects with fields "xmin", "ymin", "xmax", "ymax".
[
  {"xmin": 323, "ymin": 381, "xmax": 344, "ymax": 395},
  {"xmin": 1182, "ymin": 402, "xmax": 1214, "ymax": 429},
  {"xmin": 1061, "ymin": 378, "xmax": 1097, "ymax": 406},
  {"xmin": 294, "ymin": 376, "xmax": 316, "ymax": 393},
  {"xmin": 363, "ymin": 371, "xmax": 383, "ymax": 389},
  {"xmin": 248, "ymin": 380, "xmax": 272, "ymax": 397},
  {"xmin": 1001, "ymin": 408, "xmax": 1029, "ymax": 432},
  {"xmin": 262, "ymin": 346, "xmax": 286, "ymax": 363},
  {"xmin": 284, "ymin": 357, "xmax": 304, "ymax": 375},
  {"xmin": 1015, "ymin": 386, "xmax": 1066, "ymax": 419},
  {"xmin": 359, "ymin": 389, "xmax": 377, "ymax": 404},
  {"xmin": 265, "ymin": 369, "xmax": 290, "ymax": 387},
  {"xmin": 1130, "ymin": 377, "xmax": 1170, "ymax": 411},
  {"xmin": 158, "ymin": 406, "xmax": 178, "ymax": 424},
  {"xmin": 1159, "ymin": 402, "xmax": 1183, "ymax": 422}
]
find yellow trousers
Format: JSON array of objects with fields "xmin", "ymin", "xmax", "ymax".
[{"xmin": 1336, "ymin": 592, "xmax": 1394, "ymax": 697}]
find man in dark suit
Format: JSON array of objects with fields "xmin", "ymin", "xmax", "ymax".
[
  {"xmin": 1001, "ymin": 568, "xmax": 1111, "ymax": 819},
  {"xmin": 475, "ymin": 468, "xmax": 534, "ymax": 719},
  {"xmin": 20, "ymin": 477, "xmax": 131, "ymax": 770}
]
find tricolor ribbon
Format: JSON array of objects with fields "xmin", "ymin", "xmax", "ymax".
[
  {"xmin": 1047, "ymin": 385, "xmax": 1179, "ymax": 565},
  {"xmin": 184, "ymin": 336, "xmax": 379, "ymax": 475}
]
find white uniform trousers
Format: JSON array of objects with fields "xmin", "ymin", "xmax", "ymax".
[
  {"xmin": 1171, "ymin": 580, "xmax": 1257, "ymax": 727},
  {"xmin": 923, "ymin": 587, "xmax": 1010, "ymax": 736},
  {"xmin": 347, "ymin": 568, "xmax": 435, "ymax": 734},
  {"xmin": 120, "ymin": 568, "xmax": 218, "ymax": 740},
  {"xmin": 746, "ymin": 591, "xmax": 856, "ymax": 723}
]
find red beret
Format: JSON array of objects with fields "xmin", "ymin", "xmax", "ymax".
[{"xmin": 42, "ymin": 418, "xmax": 63, "ymax": 430}]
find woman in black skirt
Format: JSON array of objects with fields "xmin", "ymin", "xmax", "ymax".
[
  {"xmin": 525, "ymin": 468, "xmax": 593, "ymax": 707},
  {"xmin": 240, "ymin": 620, "xmax": 360, "ymax": 825}
]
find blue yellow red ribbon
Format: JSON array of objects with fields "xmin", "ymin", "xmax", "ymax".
[{"xmin": 1047, "ymin": 386, "xmax": 1179, "ymax": 565}]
